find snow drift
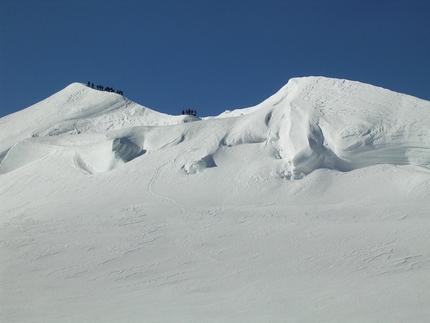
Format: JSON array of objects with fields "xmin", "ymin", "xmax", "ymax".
[
  {"xmin": 1, "ymin": 77, "xmax": 429, "ymax": 177},
  {"xmin": 1, "ymin": 77, "xmax": 430, "ymax": 322}
]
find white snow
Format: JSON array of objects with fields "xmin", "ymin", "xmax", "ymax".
[{"xmin": 1, "ymin": 76, "xmax": 430, "ymax": 322}]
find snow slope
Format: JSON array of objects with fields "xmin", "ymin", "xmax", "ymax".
[{"xmin": 1, "ymin": 77, "xmax": 430, "ymax": 322}]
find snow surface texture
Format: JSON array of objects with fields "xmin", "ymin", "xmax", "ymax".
[{"xmin": 1, "ymin": 77, "xmax": 430, "ymax": 322}]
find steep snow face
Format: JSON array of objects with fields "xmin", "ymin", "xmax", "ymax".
[
  {"xmin": 1, "ymin": 77, "xmax": 429, "ymax": 177},
  {"xmin": 213, "ymin": 77, "xmax": 430, "ymax": 178}
]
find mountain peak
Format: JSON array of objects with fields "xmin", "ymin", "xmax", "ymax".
[{"xmin": 1, "ymin": 77, "xmax": 429, "ymax": 177}]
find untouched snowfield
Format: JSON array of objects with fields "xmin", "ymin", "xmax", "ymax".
[{"xmin": 1, "ymin": 76, "xmax": 430, "ymax": 322}]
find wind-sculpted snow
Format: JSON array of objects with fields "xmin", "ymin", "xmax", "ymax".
[
  {"xmin": 216, "ymin": 77, "xmax": 430, "ymax": 178},
  {"xmin": 1, "ymin": 77, "xmax": 429, "ymax": 177},
  {"xmin": 2, "ymin": 77, "xmax": 430, "ymax": 322}
]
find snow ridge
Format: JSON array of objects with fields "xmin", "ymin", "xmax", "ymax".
[{"xmin": 1, "ymin": 77, "xmax": 429, "ymax": 177}]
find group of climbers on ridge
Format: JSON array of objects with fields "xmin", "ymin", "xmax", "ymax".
[
  {"xmin": 182, "ymin": 109, "xmax": 197, "ymax": 116},
  {"xmin": 87, "ymin": 81, "xmax": 123, "ymax": 95},
  {"xmin": 87, "ymin": 81, "xmax": 200, "ymax": 116}
]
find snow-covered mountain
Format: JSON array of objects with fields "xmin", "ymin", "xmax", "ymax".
[{"xmin": 1, "ymin": 77, "xmax": 430, "ymax": 322}]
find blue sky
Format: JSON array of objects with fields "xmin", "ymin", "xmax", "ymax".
[{"xmin": 0, "ymin": 0, "xmax": 429, "ymax": 118}]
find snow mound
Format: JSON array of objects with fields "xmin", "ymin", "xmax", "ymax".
[
  {"xmin": 278, "ymin": 77, "xmax": 429, "ymax": 176},
  {"xmin": 214, "ymin": 77, "xmax": 430, "ymax": 177},
  {"xmin": 183, "ymin": 154, "xmax": 217, "ymax": 174},
  {"xmin": 0, "ymin": 133, "xmax": 146, "ymax": 175},
  {"xmin": 1, "ymin": 77, "xmax": 429, "ymax": 178},
  {"xmin": 72, "ymin": 135, "xmax": 146, "ymax": 174}
]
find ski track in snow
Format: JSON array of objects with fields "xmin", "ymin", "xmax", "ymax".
[
  {"xmin": 147, "ymin": 161, "xmax": 186, "ymax": 215},
  {"xmin": 1, "ymin": 77, "xmax": 430, "ymax": 322}
]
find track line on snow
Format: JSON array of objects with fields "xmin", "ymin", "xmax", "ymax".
[{"xmin": 147, "ymin": 163, "xmax": 185, "ymax": 214}]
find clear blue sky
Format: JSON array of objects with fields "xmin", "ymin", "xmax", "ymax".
[{"xmin": 1, "ymin": 0, "xmax": 429, "ymax": 118}]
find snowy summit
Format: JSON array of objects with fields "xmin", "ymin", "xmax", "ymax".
[
  {"xmin": 1, "ymin": 76, "xmax": 430, "ymax": 322},
  {"xmin": 1, "ymin": 76, "xmax": 429, "ymax": 178}
]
